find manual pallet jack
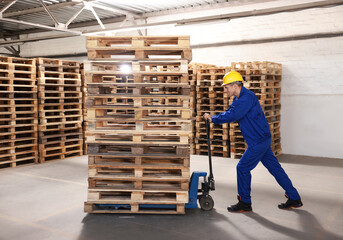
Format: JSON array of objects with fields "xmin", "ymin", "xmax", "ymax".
[{"xmin": 185, "ymin": 119, "xmax": 215, "ymax": 211}]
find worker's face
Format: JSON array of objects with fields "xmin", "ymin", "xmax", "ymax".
[{"xmin": 224, "ymin": 84, "xmax": 235, "ymax": 97}]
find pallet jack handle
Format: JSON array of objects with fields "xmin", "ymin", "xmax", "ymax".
[{"xmin": 206, "ymin": 119, "xmax": 215, "ymax": 190}]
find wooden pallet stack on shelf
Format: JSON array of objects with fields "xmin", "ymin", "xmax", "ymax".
[
  {"xmin": 84, "ymin": 36, "xmax": 192, "ymax": 214},
  {"xmin": 230, "ymin": 61, "xmax": 282, "ymax": 159},
  {"xmin": 195, "ymin": 66, "xmax": 230, "ymax": 157},
  {"xmin": 36, "ymin": 58, "xmax": 83, "ymax": 163},
  {"xmin": 0, "ymin": 56, "xmax": 38, "ymax": 168},
  {"xmin": 80, "ymin": 63, "xmax": 88, "ymax": 155}
]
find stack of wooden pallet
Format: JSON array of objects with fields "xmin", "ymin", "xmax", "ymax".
[
  {"xmin": 84, "ymin": 36, "xmax": 192, "ymax": 214},
  {"xmin": 36, "ymin": 58, "xmax": 83, "ymax": 162},
  {"xmin": 230, "ymin": 61, "xmax": 282, "ymax": 158},
  {"xmin": 80, "ymin": 63, "xmax": 88, "ymax": 155},
  {"xmin": 188, "ymin": 63, "xmax": 217, "ymax": 155},
  {"xmin": 188, "ymin": 64, "xmax": 197, "ymax": 155},
  {"xmin": 195, "ymin": 66, "xmax": 230, "ymax": 157},
  {"xmin": 0, "ymin": 56, "xmax": 38, "ymax": 168}
]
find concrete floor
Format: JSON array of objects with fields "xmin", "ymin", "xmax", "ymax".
[{"xmin": 0, "ymin": 154, "xmax": 343, "ymax": 240}]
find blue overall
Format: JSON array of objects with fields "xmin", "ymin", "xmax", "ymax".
[{"xmin": 212, "ymin": 86, "xmax": 301, "ymax": 204}]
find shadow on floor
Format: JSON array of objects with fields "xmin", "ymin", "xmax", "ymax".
[
  {"xmin": 77, "ymin": 208, "xmax": 258, "ymax": 240},
  {"xmin": 245, "ymin": 209, "xmax": 343, "ymax": 240}
]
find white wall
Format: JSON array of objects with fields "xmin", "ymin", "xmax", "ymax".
[
  {"xmin": 16, "ymin": 0, "xmax": 343, "ymax": 158},
  {"xmin": 146, "ymin": 1, "xmax": 343, "ymax": 159}
]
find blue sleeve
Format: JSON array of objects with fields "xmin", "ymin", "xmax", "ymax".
[{"xmin": 212, "ymin": 94, "xmax": 254, "ymax": 124}]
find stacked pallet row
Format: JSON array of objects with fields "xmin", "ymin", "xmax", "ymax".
[
  {"xmin": 80, "ymin": 63, "xmax": 88, "ymax": 155},
  {"xmin": 0, "ymin": 57, "xmax": 38, "ymax": 168},
  {"xmin": 230, "ymin": 61, "xmax": 282, "ymax": 159},
  {"xmin": 195, "ymin": 67, "xmax": 230, "ymax": 157},
  {"xmin": 188, "ymin": 63, "xmax": 217, "ymax": 155},
  {"xmin": 36, "ymin": 58, "xmax": 83, "ymax": 162},
  {"xmin": 187, "ymin": 63, "xmax": 197, "ymax": 155},
  {"xmin": 84, "ymin": 36, "xmax": 192, "ymax": 214}
]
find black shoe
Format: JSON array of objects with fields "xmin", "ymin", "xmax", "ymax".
[
  {"xmin": 227, "ymin": 195, "xmax": 252, "ymax": 213},
  {"xmin": 278, "ymin": 194, "xmax": 303, "ymax": 210}
]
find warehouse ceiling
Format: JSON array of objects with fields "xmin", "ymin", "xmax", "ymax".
[
  {"xmin": 1, "ymin": 0, "xmax": 343, "ymax": 49},
  {"xmin": 0, "ymin": 0, "xmax": 250, "ymax": 38}
]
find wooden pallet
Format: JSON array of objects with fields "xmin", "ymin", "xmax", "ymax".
[
  {"xmin": 88, "ymin": 176, "xmax": 189, "ymax": 191},
  {"xmin": 196, "ymin": 68, "xmax": 229, "ymax": 87},
  {"xmin": 39, "ymin": 131, "xmax": 83, "ymax": 144},
  {"xmin": 87, "ymin": 118, "xmax": 191, "ymax": 145},
  {"xmin": 87, "ymin": 49, "xmax": 192, "ymax": 61},
  {"xmin": 86, "ymin": 133, "xmax": 190, "ymax": 146},
  {"xmin": 84, "ymin": 202, "xmax": 185, "ymax": 214},
  {"xmin": 86, "ymin": 36, "xmax": 191, "ymax": 61},
  {"xmin": 88, "ymin": 155, "xmax": 190, "ymax": 167},
  {"xmin": 88, "ymin": 165, "xmax": 190, "ymax": 179},
  {"xmin": 36, "ymin": 57, "xmax": 80, "ymax": 67},
  {"xmin": 87, "ymin": 107, "xmax": 192, "ymax": 120},
  {"xmin": 196, "ymin": 149, "xmax": 229, "ymax": 157},
  {"xmin": 39, "ymin": 139, "xmax": 83, "ymax": 162},
  {"xmin": 86, "ymin": 96, "xmax": 191, "ymax": 109},
  {"xmin": 196, "ymin": 85, "xmax": 226, "ymax": 94},
  {"xmin": 231, "ymin": 61, "xmax": 281, "ymax": 71},
  {"xmin": 0, "ymin": 152, "xmax": 38, "ymax": 168},
  {"xmin": 84, "ymin": 60, "xmax": 188, "ymax": 74},
  {"xmin": 86, "ymin": 73, "xmax": 189, "ymax": 85},
  {"xmin": 87, "ymin": 143, "xmax": 189, "ymax": 157},
  {"xmin": 87, "ymin": 188, "xmax": 188, "ymax": 203},
  {"xmin": 87, "ymin": 36, "xmax": 190, "ymax": 49},
  {"xmin": 195, "ymin": 138, "xmax": 229, "ymax": 146},
  {"xmin": 0, "ymin": 62, "xmax": 35, "ymax": 72},
  {"xmin": 196, "ymin": 104, "xmax": 228, "ymax": 112},
  {"xmin": 87, "ymin": 85, "xmax": 189, "ymax": 97},
  {"xmin": 244, "ymin": 75, "xmax": 282, "ymax": 82}
]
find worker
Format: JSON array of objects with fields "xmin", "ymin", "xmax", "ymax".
[{"xmin": 203, "ymin": 71, "xmax": 303, "ymax": 213}]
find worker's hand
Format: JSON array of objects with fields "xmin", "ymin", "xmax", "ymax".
[{"xmin": 203, "ymin": 113, "xmax": 212, "ymax": 122}]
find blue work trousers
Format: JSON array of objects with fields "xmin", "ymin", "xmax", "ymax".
[{"xmin": 237, "ymin": 138, "xmax": 301, "ymax": 204}]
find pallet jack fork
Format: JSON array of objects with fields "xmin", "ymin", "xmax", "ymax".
[{"xmin": 186, "ymin": 119, "xmax": 215, "ymax": 211}]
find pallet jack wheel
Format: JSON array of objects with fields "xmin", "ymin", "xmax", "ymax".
[{"xmin": 199, "ymin": 195, "xmax": 214, "ymax": 211}]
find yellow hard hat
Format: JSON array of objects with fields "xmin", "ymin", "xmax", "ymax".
[{"xmin": 222, "ymin": 71, "xmax": 243, "ymax": 86}]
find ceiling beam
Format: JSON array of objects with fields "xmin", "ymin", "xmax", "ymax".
[
  {"xmin": 66, "ymin": 4, "xmax": 86, "ymax": 27},
  {"xmin": 38, "ymin": 0, "xmax": 59, "ymax": 26},
  {"xmin": 84, "ymin": 0, "xmax": 343, "ymax": 35},
  {"xmin": 0, "ymin": 17, "xmax": 82, "ymax": 35},
  {"xmin": 0, "ymin": 0, "xmax": 16, "ymax": 16},
  {"xmin": 84, "ymin": 2, "xmax": 105, "ymax": 29},
  {"xmin": 2, "ymin": 1, "xmax": 93, "ymax": 18},
  {"xmin": 1, "ymin": 16, "xmax": 127, "ymax": 38},
  {"xmin": 91, "ymin": 2, "xmax": 141, "ymax": 18}
]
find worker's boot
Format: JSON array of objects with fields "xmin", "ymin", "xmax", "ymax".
[
  {"xmin": 227, "ymin": 195, "xmax": 252, "ymax": 213},
  {"xmin": 278, "ymin": 194, "xmax": 303, "ymax": 210}
]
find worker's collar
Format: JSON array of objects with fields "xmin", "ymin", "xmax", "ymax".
[{"xmin": 237, "ymin": 86, "xmax": 245, "ymax": 98}]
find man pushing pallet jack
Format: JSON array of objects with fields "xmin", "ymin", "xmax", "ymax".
[{"xmin": 202, "ymin": 70, "xmax": 303, "ymax": 213}]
